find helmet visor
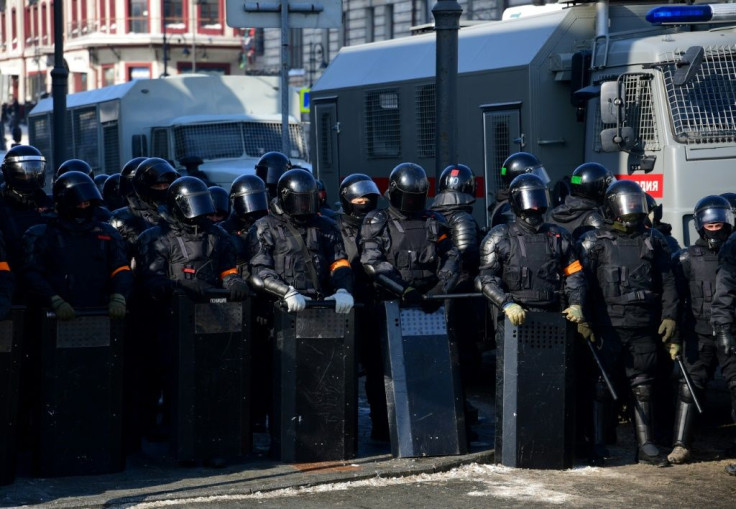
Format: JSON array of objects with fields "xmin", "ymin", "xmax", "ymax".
[
  {"xmin": 696, "ymin": 206, "xmax": 734, "ymax": 230},
  {"xmin": 233, "ymin": 192, "xmax": 269, "ymax": 216},
  {"xmin": 612, "ymin": 192, "xmax": 648, "ymax": 217},
  {"xmin": 66, "ymin": 181, "xmax": 103, "ymax": 205},
  {"xmin": 345, "ymin": 179, "xmax": 380, "ymax": 200},
  {"xmin": 175, "ymin": 190, "xmax": 216, "ymax": 219},
  {"xmin": 283, "ymin": 191, "xmax": 317, "ymax": 216},
  {"xmin": 513, "ymin": 187, "xmax": 550, "ymax": 212},
  {"xmin": 7, "ymin": 157, "xmax": 46, "ymax": 185}
]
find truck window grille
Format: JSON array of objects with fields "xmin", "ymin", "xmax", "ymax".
[
  {"xmin": 491, "ymin": 115, "xmax": 510, "ymax": 192},
  {"xmin": 74, "ymin": 107, "xmax": 100, "ymax": 170},
  {"xmin": 102, "ymin": 122, "xmax": 120, "ymax": 174},
  {"xmin": 364, "ymin": 89, "xmax": 401, "ymax": 158},
  {"xmin": 151, "ymin": 128, "xmax": 169, "ymax": 159},
  {"xmin": 416, "ymin": 84, "xmax": 435, "ymax": 158},
  {"xmin": 318, "ymin": 110, "xmax": 332, "ymax": 167},
  {"xmin": 662, "ymin": 45, "xmax": 736, "ymax": 144},
  {"xmin": 243, "ymin": 122, "xmax": 308, "ymax": 160},
  {"xmin": 594, "ymin": 74, "xmax": 660, "ymax": 152},
  {"xmin": 29, "ymin": 116, "xmax": 51, "ymax": 163}
]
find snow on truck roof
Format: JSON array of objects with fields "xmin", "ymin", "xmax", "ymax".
[
  {"xmin": 311, "ymin": 9, "xmax": 566, "ymax": 92},
  {"xmin": 29, "ymin": 74, "xmax": 285, "ymax": 116}
]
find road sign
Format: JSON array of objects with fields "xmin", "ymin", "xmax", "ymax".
[
  {"xmin": 300, "ymin": 88, "xmax": 310, "ymax": 113},
  {"xmin": 226, "ymin": 1, "xmax": 343, "ymax": 29}
]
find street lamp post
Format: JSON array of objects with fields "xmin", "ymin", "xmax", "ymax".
[
  {"xmin": 51, "ymin": 0, "xmax": 68, "ymax": 171},
  {"xmin": 162, "ymin": 0, "xmax": 170, "ymax": 77}
]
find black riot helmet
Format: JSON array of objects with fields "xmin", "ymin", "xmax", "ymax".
[
  {"xmin": 339, "ymin": 173, "xmax": 380, "ymax": 218},
  {"xmin": 694, "ymin": 195, "xmax": 734, "ymax": 250},
  {"xmin": 132, "ymin": 157, "xmax": 179, "ymax": 206},
  {"xmin": 53, "ymin": 170, "xmax": 103, "ymax": 221},
  {"xmin": 167, "ymin": 176, "xmax": 216, "ymax": 224},
  {"xmin": 102, "ymin": 173, "xmax": 125, "ymax": 211},
  {"xmin": 604, "ymin": 180, "xmax": 648, "ymax": 227},
  {"xmin": 94, "ymin": 174, "xmax": 109, "ymax": 192},
  {"xmin": 119, "ymin": 156, "xmax": 148, "ymax": 198},
  {"xmin": 208, "ymin": 186, "xmax": 230, "ymax": 217},
  {"xmin": 439, "ymin": 164, "xmax": 476, "ymax": 196},
  {"xmin": 508, "ymin": 173, "xmax": 550, "ymax": 229},
  {"xmin": 387, "ymin": 162, "xmax": 429, "ymax": 214},
  {"xmin": 230, "ymin": 174, "xmax": 269, "ymax": 218},
  {"xmin": 721, "ymin": 193, "xmax": 736, "ymax": 226},
  {"xmin": 2, "ymin": 144, "xmax": 46, "ymax": 192},
  {"xmin": 255, "ymin": 151, "xmax": 292, "ymax": 199},
  {"xmin": 55, "ymin": 158, "xmax": 94, "ymax": 182},
  {"xmin": 500, "ymin": 152, "xmax": 550, "ymax": 190},
  {"xmin": 570, "ymin": 162, "xmax": 616, "ymax": 204},
  {"xmin": 277, "ymin": 168, "xmax": 318, "ymax": 218}
]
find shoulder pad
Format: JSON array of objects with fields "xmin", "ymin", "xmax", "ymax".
[
  {"xmin": 364, "ymin": 208, "xmax": 388, "ymax": 225},
  {"xmin": 424, "ymin": 209, "xmax": 447, "ymax": 223}
]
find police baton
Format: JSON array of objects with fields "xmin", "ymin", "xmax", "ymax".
[
  {"xmin": 675, "ymin": 355, "xmax": 704, "ymax": 414},
  {"xmin": 422, "ymin": 293, "xmax": 485, "ymax": 300},
  {"xmin": 585, "ymin": 339, "xmax": 619, "ymax": 401}
]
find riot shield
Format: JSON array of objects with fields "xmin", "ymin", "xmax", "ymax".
[
  {"xmin": 497, "ymin": 312, "xmax": 575, "ymax": 469},
  {"xmin": 272, "ymin": 301, "xmax": 357, "ymax": 463},
  {"xmin": 0, "ymin": 307, "xmax": 23, "ymax": 485},
  {"xmin": 381, "ymin": 301, "xmax": 467, "ymax": 458},
  {"xmin": 170, "ymin": 291, "xmax": 251, "ymax": 464},
  {"xmin": 36, "ymin": 309, "xmax": 124, "ymax": 477}
]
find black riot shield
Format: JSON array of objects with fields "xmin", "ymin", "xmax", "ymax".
[
  {"xmin": 171, "ymin": 292, "xmax": 251, "ymax": 463},
  {"xmin": 497, "ymin": 312, "xmax": 575, "ymax": 469},
  {"xmin": 381, "ymin": 301, "xmax": 467, "ymax": 458},
  {"xmin": 37, "ymin": 309, "xmax": 124, "ymax": 477},
  {"xmin": 272, "ymin": 302, "xmax": 356, "ymax": 463},
  {"xmin": 0, "ymin": 308, "xmax": 23, "ymax": 485}
]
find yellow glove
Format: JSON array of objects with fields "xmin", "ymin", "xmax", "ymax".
[
  {"xmin": 562, "ymin": 305, "xmax": 585, "ymax": 324},
  {"xmin": 503, "ymin": 302, "xmax": 527, "ymax": 326},
  {"xmin": 577, "ymin": 322, "xmax": 596, "ymax": 343},
  {"xmin": 50, "ymin": 295, "xmax": 75, "ymax": 321},
  {"xmin": 108, "ymin": 293, "xmax": 127, "ymax": 320},
  {"xmin": 668, "ymin": 343, "xmax": 681, "ymax": 361},
  {"xmin": 658, "ymin": 318, "xmax": 677, "ymax": 343}
]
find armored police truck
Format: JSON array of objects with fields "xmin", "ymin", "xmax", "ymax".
[
  {"xmin": 28, "ymin": 74, "xmax": 310, "ymax": 189},
  {"xmin": 309, "ymin": 0, "xmax": 736, "ymax": 245}
]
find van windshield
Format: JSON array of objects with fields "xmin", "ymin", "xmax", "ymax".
[
  {"xmin": 662, "ymin": 46, "xmax": 736, "ymax": 144},
  {"xmin": 173, "ymin": 121, "xmax": 308, "ymax": 161}
]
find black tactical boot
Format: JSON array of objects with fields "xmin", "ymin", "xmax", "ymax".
[
  {"xmin": 632, "ymin": 384, "xmax": 670, "ymax": 467},
  {"xmin": 667, "ymin": 383, "xmax": 697, "ymax": 464}
]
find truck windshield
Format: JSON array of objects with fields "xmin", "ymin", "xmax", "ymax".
[
  {"xmin": 662, "ymin": 46, "xmax": 736, "ymax": 144},
  {"xmin": 173, "ymin": 122, "xmax": 308, "ymax": 161}
]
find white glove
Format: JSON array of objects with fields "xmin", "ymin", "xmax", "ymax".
[
  {"xmin": 283, "ymin": 286, "xmax": 309, "ymax": 312},
  {"xmin": 325, "ymin": 288, "xmax": 354, "ymax": 314}
]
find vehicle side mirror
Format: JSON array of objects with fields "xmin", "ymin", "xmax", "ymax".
[{"xmin": 600, "ymin": 126, "xmax": 635, "ymax": 152}]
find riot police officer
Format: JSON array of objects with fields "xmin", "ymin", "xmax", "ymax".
[
  {"xmin": 548, "ymin": 162, "xmax": 614, "ymax": 241},
  {"xmin": 646, "ymin": 193, "xmax": 681, "ymax": 254},
  {"xmin": 360, "ymin": 162, "xmax": 460, "ymax": 310},
  {"xmin": 431, "ymin": 164, "xmax": 484, "ymax": 413},
  {"xmin": 577, "ymin": 180, "xmax": 678, "ymax": 467},
  {"xmin": 316, "ymin": 179, "xmax": 337, "ymax": 219},
  {"xmin": 0, "ymin": 145, "xmax": 53, "ymax": 278},
  {"xmin": 720, "ymin": 192, "xmax": 736, "ymax": 227},
  {"xmin": 22, "ymin": 171, "xmax": 133, "ymax": 318},
  {"xmin": 250, "ymin": 168, "xmax": 354, "ymax": 313},
  {"xmin": 669, "ymin": 195, "xmax": 734, "ymax": 464},
  {"xmin": 109, "ymin": 157, "xmax": 178, "ymax": 262},
  {"xmin": 207, "ymin": 186, "xmax": 229, "ymax": 223},
  {"xmin": 54, "ymin": 159, "xmax": 111, "ymax": 221},
  {"xmin": 255, "ymin": 151, "xmax": 291, "ymax": 201},
  {"xmin": 335, "ymin": 173, "xmax": 385, "ymax": 439},
  {"xmin": 102, "ymin": 173, "xmax": 125, "ymax": 212},
  {"xmin": 489, "ymin": 152, "xmax": 550, "ymax": 228}
]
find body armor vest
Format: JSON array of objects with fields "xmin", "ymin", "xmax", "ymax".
[
  {"xmin": 385, "ymin": 211, "xmax": 440, "ymax": 292},
  {"xmin": 167, "ymin": 232, "xmax": 220, "ymax": 285},
  {"xmin": 267, "ymin": 220, "xmax": 328, "ymax": 296},
  {"xmin": 686, "ymin": 245, "xmax": 719, "ymax": 335},
  {"xmin": 503, "ymin": 226, "xmax": 563, "ymax": 308}
]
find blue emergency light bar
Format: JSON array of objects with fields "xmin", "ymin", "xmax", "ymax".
[{"xmin": 646, "ymin": 4, "xmax": 736, "ymax": 25}]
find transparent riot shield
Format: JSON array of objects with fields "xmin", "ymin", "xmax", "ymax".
[
  {"xmin": 37, "ymin": 308, "xmax": 124, "ymax": 477},
  {"xmin": 381, "ymin": 300, "xmax": 467, "ymax": 458},
  {"xmin": 497, "ymin": 312, "xmax": 575, "ymax": 469},
  {"xmin": 272, "ymin": 301, "xmax": 357, "ymax": 463},
  {"xmin": 0, "ymin": 307, "xmax": 23, "ymax": 485},
  {"xmin": 170, "ymin": 291, "xmax": 251, "ymax": 464}
]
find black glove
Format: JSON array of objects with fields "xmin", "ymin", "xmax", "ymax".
[
  {"xmin": 228, "ymin": 279, "xmax": 251, "ymax": 301},
  {"xmin": 401, "ymin": 286, "xmax": 423, "ymax": 307},
  {"xmin": 716, "ymin": 326, "xmax": 736, "ymax": 357}
]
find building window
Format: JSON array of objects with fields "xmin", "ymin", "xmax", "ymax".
[
  {"xmin": 199, "ymin": 0, "xmax": 221, "ymax": 31},
  {"xmin": 102, "ymin": 65, "xmax": 115, "ymax": 87},
  {"xmin": 11, "ymin": 8, "xmax": 16, "ymax": 49},
  {"xmin": 127, "ymin": 65, "xmax": 151, "ymax": 81},
  {"xmin": 128, "ymin": 0, "xmax": 149, "ymax": 33},
  {"xmin": 164, "ymin": 0, "xmax": 185, "ymax": 31},
  {"xmin": 385, "ymin": 4, "xmax": 394, "ymax": 40},
  {"xmin": 366, "ymin": 7, "xmax": 374, "ymax": 43}
]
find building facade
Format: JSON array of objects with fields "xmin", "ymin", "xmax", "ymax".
[{"xmin": 0, "ymin": 0, "xmax": 525, "ymax": 112}]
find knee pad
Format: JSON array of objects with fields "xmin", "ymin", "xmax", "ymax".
[{"xmin": 632, "ymin": 383, "xmax": 652, "ymax": 401}]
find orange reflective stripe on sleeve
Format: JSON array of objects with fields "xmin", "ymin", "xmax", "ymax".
[
  {"xmin": 330, "ymin": 259, "xmax": 350, "ymax": 272},
  {"xmin": 437, "ymin": 233, "xmax": 448, "ymax": 243},
  {"xmin": 0, "ymin": 261, "xmax": 10, "ymax": 271},
  {"xmin": 110, "ymin": 265, "xmax": 131, "ymax": 278},
  {"xmin": 220, "ymin": 268, "xmax": 238, "ymax": 279},
  {"xmin": 563, "ymin": 260, "xmax": 583, "ymax": 276}
]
